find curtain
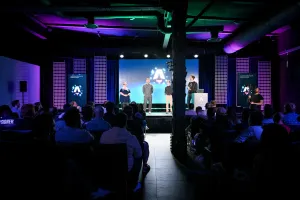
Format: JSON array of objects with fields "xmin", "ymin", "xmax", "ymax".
[
  {"xmin": 227, "ymin": 58, "xmax": 236, "ymax": 106},
  {"xmin": 107, "ymin": 60, "xmax": 118, "ymax": 103},
  {"xmin": 198, "ymin": 55, "xmax": 215, "ymax": 101}
]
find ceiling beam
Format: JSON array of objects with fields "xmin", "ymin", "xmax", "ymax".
[{"xmin": 162, "ymin": 33, "xmax": 171, "ymax": 48}]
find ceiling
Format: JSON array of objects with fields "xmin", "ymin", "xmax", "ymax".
[{"xmin": 0, "ymin": 0, "xmax": 299, "ymax": 55}]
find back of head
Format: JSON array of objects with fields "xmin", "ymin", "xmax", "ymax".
[
  {"xmin": 63, "ymin": 107, "xmax": 81, "ymax": 128},
  {"xmin": 34, "ymin": 102, "xmax": 43, "ymax": 112},
  {"xmin": 82, "ymin": 105, "xmax": 94, "ymax": 121},
  {"xmin": 273, "ymin": 112, "xmax": 284, "ymax": 124},
  {"xmin": 188, "ymin": 103, "xmax": 194, "ymax": 110},
  {"xmin": 260, "ymin": 123, "xmax": 289, "ymax": 149},
  {"xmin": 86, "ymin": 101, "xmax": 95, "ymax": 109},
  {"xmin": 205, "ymin": 103, "xmax": 211, "ymax": 110},
  {"xmin": 264, "ymin": 104, "xmax": 274, "ymax": 118},
  {"xmin": 0, "ymin": 105, "xmax": 12, "ymax": 118},
  {"xmin": 196, "ymin": 106, "xmax": 202, "ymax": 114},
  {"xmin": 249, "ymin": 111, "xmax": 263, "ymax": 126},
  {"xmin": 284, "ymin": 103, "xmax": 296, "ymax": 113},
  {"xmin": 130, "ymin": 103, "xmax": 139, "ymax": 114},
  {"xmin": 114, "ymin": 112, "xmax": 127, "ymax": 128},
  {"xmin": 63, "ymin": 103, "xmax": 71, "ymax": 112},
  {"xmin": 11, "ymin": 100, "xmax": 19, "ymax": 107},
  {"xmin": 210, "ymin": 100, "xmax": 216, "ymax": 107},
  {"xmin": 123, "ymin": 106, "xmax": 133, "ymax": 118},
  {"xmin": 21, "ymin": 104, "xmax": 35, "ymax": 118},
  {"xmin": 105, "ymin": 102, "xmax": 115, "ymax": 113},
  {"xmin": 94, "ymin": 106, "xmax": 104, "ymax": 118},
  {"xmin": 207, "ymin": 107, "xmax": 215, "ymax": 119}
]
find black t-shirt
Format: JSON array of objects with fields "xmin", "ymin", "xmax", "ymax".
[
  {"xmin": 165, "ymin": 86, "xmax": 173, "ymax": 95},
  {"xmin": 251, "ymin": 94, "xmax": 264, "ymax": 103},
  {"xmin": 188, "ymin": 82, "xmax": 198, "ymax": 94}
]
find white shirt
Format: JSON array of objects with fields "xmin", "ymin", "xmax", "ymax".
[
  {"xmin": 100, "ymin": 127, "xmax": 142, "ymax": 171},
  {"xmin": 55, "ymin": 126, "xmax": 94, "ymax": 144}
]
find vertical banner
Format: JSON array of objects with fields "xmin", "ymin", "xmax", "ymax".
[
  {"xmin": 68, "ymin": 74, "xmax": 87, "ymax": 107},
  {"xmin": 237, "ymin": 73, "xmax": 257, "ymax": 107}
]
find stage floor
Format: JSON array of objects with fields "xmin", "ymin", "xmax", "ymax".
[{"xmin": 146, "ymin": 112, "xmax": 172, "ymax": 117}]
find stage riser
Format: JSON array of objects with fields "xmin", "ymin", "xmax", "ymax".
[{"xmin": 146, "ymin": 117, "xmax": 172, "ymax": 133}]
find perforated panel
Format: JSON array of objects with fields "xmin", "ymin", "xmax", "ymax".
[
  {"xmin": 236, "ymin": 58, "xmax": 250, "ymax": 73},
  {"xmin": 53, "ymin": 62, "xmax": 66, "ymax": 109},
  {"xmin": 94, "ymin": 56, "xmax": 107, "ymax": 104},
  {"xmin": 214, "ymin": 56, "xmax": 228, "ymax": 104},
  {"xmin": 73, "ymin": 58, "xmax": 86, "ymax": 74},
  {"xmin": 258, "ymin": 61, "xmax": 271, "ymax": 107}
]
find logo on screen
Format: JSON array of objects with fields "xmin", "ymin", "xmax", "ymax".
[
  {"xmin": 241, "ymin": 85, "xmax": 250, "ymax": 95},
  {"xmin": 72, "ymin": 85, "xmax": 83, "ymax": 96},
  {"xmin": 150, "ymin": 67, "xmax": 168, "ymax": 84}
]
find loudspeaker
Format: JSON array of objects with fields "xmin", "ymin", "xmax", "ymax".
[{"xmin": 20, "ymin": 81, "xmax": 27, "ymax": 92}]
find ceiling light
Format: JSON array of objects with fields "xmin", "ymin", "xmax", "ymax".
[
  {"xmin": 166, "ymin": 54, "xmax": 171, "ymax": 58},
  {"xmin": 84, "ymin": 16, "xmax": 98, "ymax": 29},
  {"xmin": 120, "ymin": 54, "xmax": 124, "ymax": 58},
  {"xmin": 130, "ymin": 18, "xmax": 135, "ymax": 20},
  {"xmin": 144, "ymin": 54, "xmax": 148, "ymax": 58},
  {"xmin": 194, "ymin": 54, "xmax": 198, "ymax": 58}
]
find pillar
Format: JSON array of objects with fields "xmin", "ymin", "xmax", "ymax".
[{"xmin": 170, "ymin": 1, "xmax": 188, "ymax": 163}]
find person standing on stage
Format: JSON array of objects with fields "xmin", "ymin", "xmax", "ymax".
[
  {"xmin": 143, "ymin": 78, "xmax": 153, "ymax": 113},
  {"xmin": 187, "ymin": 75, "xmax": 198, "ymax": 108},
  {"xmin": 120, "ymin": 81, "xmax": 131, "ymax": 108},
  {"xmin": 165, "ymin": 80, "xmax": 173, "ymax": 114},
  {"xmin": 249, "ymin": 87, "xmax": 264, "ymax": 110}
]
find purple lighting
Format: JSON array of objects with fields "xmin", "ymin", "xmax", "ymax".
[{"xmin": 224, "ymin": 43, "xmax": 244, "ymax": 54}]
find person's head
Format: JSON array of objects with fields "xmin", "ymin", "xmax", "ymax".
[
  {"xmin": 34, "ymin": 102, "xmax": 43, "ymax": 113},
  {"xmin": 122, "ymin": 81, "xmax": 127, "ymax": 88},
  {"xmin": 0, "ymin": 105, "xmax": 12, "ymax": 118},
  {"xmin": 207, "ymin": 107, "xmax": 215, "ymax": 119},
  {"xmin": 195, "ymin": 106, "xmax": 202, "ymax": 115},
  {"xmin": 167, "ymin": 80, "xmax": 171, "ymax": 86},
  {"xmin": 105, "ymin": 102, "xmax": 115, "ymax": 114},
  {"xmin": 255, "ymin": 87, "xmax": 260, "ymax": 94},
  {"xmin": 248, "ymin": 111, "xmax": 263, "ymax": 126},
  {"xmin": 188, "ymin": 103, "xmax": 194, "ymax": 110},
  {"xmin": 129, "ymin": 103, "xmax": 139, "ymax": 115},
  {"xmin": 205, "ymin": 103, "xmax": 211, "ymax": 110},
  {"xmin": 21, "ymin": 104, "xmax": 35, "ymax": 118},
  {"xmin": 70, "ymin": 101, "xmax": 78, "ymax": 108},
  {"xmin": 63, "ymin": 103, "xmax": 71, "ymax": 112},
  {"xmin": 123, "ymin": 105, "xmax": 133, "ymax": 118},
  {"xmin": 94, "ymin": 105, "xmax": 104, "ymax": 118},
  {"xmin": 284, "ymin": 103, "xmax": 296, "ymax": 114},
  {"xmin": 260, "ymin": 124, "xmax": 289, "ymax": 150},
  {"xmin": 63, "ymin": 107, "xmax": 81, "ymax": 128},
  {"xmin": 82, "ymin": 106, "xmax": 94, "ymax": 122},
  {"xmin": 189, "ymin": 75, "xmax": 195, "ymax": 82},
  {"xmin": 86, "ymin": 101, "xmax": 95, "ymax": 109},
  {"xmin": 146, "ymin": 78, "xmax": 150, "ymax": 84},
  {"xmin": 273, "ymin": 112, "xmax": 284, "ymax": 124},
  {"xmin": 11, "ymin": 100, "xmax": 20, "ymax": 108},
  {"xmin": 263, "ymin": 104, "xmax": 274, "ymax": 119},
  {"xmin": 114, "ymin": 113, "xmax": 127, "ymax": 128},
  {"xmin": 210, "ymin": 100, "xmax": 216, "ymax": 107}
]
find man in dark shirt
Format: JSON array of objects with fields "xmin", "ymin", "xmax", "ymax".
[
  {"xmin": 187, "ymin": 75, "xmax": 198, "ymax": 109},
  {"xmin": 142, "ymin": 78, "xmax": 154, "ymax": 113},
  {"xmin": 165, "ymin": 80, "xmax": 173, "ymax": 113},
  {"xmin": 249, "ymin": 87, "xmax": 264, "ymax": 110}
]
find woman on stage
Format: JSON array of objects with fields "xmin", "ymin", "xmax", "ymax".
[{"xmin": 120, "ymin": 81, "xmax": 131, "ymax": 108}]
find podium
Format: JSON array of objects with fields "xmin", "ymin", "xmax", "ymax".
[{"xmin": 193, "ymin": 93, "xmax": 208, "ymax": 109}]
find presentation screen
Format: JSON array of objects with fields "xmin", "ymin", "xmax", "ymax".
[
  {"xmin": 119, "ymin": 59, "xmax": 199, "ymax": 103},
  {"xmin": 237, "ymin": 73, "xmax": 257, "ymax": 107},
  {"xmin": 67, "ymin": 74, "xmax": 87, "ymax": 107}
]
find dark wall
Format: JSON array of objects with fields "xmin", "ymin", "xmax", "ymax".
[{"xmin": 278, "ymin": 27, "xmax": 300, "ymax": 112}]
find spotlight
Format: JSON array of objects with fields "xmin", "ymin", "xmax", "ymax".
[
  {"xmin": 166, "ymin": 54, "xmax": 171, "ymax": 58},
  {"xmin": 120, "ymin": 54, "xmax": 124, "ymax": 58},
  {"xmin": 144, "ymin": 54, "xmax": 148, "ymax": 58},
  {"xmin": 194, "ymin": 54, "xmax": 198, "ymax": 58}
]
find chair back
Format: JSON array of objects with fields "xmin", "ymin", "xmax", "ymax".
[{"xmin": 92, "ymin": 143, "xmax": 128, "ymax": 192}]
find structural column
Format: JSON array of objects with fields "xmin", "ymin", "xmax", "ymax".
[{"xmin": 171, "ymin": 1, "xmax": 188, "ymax": 162}]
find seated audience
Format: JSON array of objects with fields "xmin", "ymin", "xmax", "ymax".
[
  {"xmin": 100, "ymin": 112, "xmax": 142, "ymax": 172},
  {"xmin": 33, "ymin": 113, "xmax": 55, "ymax": 142},
  {"xmin": 283, "ymin": 103, "xmax": 300, "ymax": 126},
  {"xmin": 11, "ymin": 99, "xmax": 21, "ymax": 118},
  {"xmin": 103, "ymin": 102, "xmax": 116, "ymax": 126},
  {"xmin": 81, "ymin": 105, "xmax": 94, "ymax": 126},
  {"xmin": 273, "ymin": 112, "xmax": 291, "ymax": 133},
  {"xmin": 55, "ymin": 108, "xmax": 94, "ymax": 144},
  {"xmin": 227, "ymin": 106, "xmax": 241, "ymax": 127},
  {"xmin": 55, "ymin": 103, "xmax": 71, "ymax": 132},
  {"xmin": 262, "ymin": 104, "xmax": 274, "ymax": 125},
  {"xmin": 34, "ymin": 102, "xmax": 44, "ymax": 116},
  {"xmin": 15, "ymin": 104, "xmax": 35, "ymax": 130},
  {"xmin": 85, "ymin": 106, "xmax": 111, "ymax": 132},
  {"xmin": 235, "ymin": 111, "xmax": 263, "ymax": 143},
  {"xmin": 70, "ymin": 101, "xmax": 81, "ymax": 112}
]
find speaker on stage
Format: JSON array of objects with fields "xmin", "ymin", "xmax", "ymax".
[{"xmin": 20, "ymin": 81, "xmax": 27, "ymax": 92}]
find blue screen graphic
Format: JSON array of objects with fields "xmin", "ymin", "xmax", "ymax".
[
  {"xmin": 68, "ymin": 74, "xmax": 87, "ymax": 107},
  {"xmin": 119, "ymin": 59, "xmax": 199, "ymax": 103}
]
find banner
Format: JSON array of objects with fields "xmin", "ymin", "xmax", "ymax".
[
  {"xmin": 237, "ymin": 73, "xmax": 257, "ymax": 107},
  {"xmin": 68, "ymin": 74, "xmax": 87, "ymax": 107}
]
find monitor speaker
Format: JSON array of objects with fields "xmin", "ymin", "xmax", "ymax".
[{"xmin": 20, "ymin": 81, "xmax": 27, "ymax": 92}]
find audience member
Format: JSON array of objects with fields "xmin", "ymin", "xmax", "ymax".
[
  {"xmin": 55, "ymin": 103, "xmax": 71, "ymax": 132},
  {"xmin": 55, "ymin": 107, "xmax": 93, "ymax": 144},
  {"xmin": 262, "ymin": 104, "xmax": 274, "ymax": 125},
  {"xmin": 81, "ymin": 105, "xmax": 94, "ymax": 125},
  {"xmin": 227, "ymin": 106, "xmax": 241, "ymax": 127},
  {"xmin": 283, "ymin": 103, "xmax": 300, "ymax": 126},
  {"xmin": 100, "ymin": 112, "xmax": 142, "ymax": 172},
  {"xmin": 34, "ymin": 102, "xmax": 44, "ymax": 116},
  {"xmin": 11, "ymin": 100, "xmax": 21, "ymax": 117},
  {"xmin": 15, "ymin": 104, "xmax": 36, "ymax": 130},
  {"xmin": 273, "ymin": 112, "xmax": 291, "ymax": 133},
  {"xmin": 103, "ymin": 102, "xmax": 116, "ymax": 126},
  {"xmin": 85, "ymin": 106, "xmax": 111, "ymax": 132}
]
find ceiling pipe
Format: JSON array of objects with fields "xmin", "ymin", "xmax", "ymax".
[{"xmin": 224, "ymin": 3, "xmax": 300, "ymax": 54}]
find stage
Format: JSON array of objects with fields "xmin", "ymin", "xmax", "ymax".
[{"xmin": 146, "ymin": 112, "xmax": 172, "ymax": 117}]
